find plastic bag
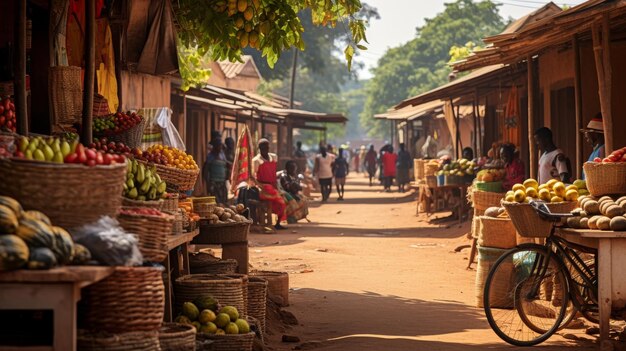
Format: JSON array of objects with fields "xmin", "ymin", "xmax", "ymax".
[{"xmin": 72, "ymin": 216, "xmax": 143, "ymax": 266}]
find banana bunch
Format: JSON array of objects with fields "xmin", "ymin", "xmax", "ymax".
[{"xmin": 123, "ymin": 159, "xmax": 167, "ymax": 201}]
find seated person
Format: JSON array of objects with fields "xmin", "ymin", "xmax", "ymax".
[
  {"xmin": 279, "ymin": 160, "xmax": 309, "ymax": 224},
  {"xmin": 501, "ymin": 143, "xmax": 525, "ymax": 191},
  {"xmin": 252, "ymin": 139, "xmax": 287, "ymax": 230}
]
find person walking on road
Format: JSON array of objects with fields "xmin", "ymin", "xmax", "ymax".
[
  {"xmin": 364, "ymin": 145, "xmax": 378, "ymax": 186},
  {"xmin": 382, "ymin": 146, "xmax": 397, "ymax": 192},
  {"xmin": 396, "ymin": 143, "xmax": 411, "ymax": 193},
  {"xmin": 333, "ymin": 148, "xmax": 349, "ymax": 201},
  {"xmin": 314, "ymin": 145, "xmax": 335, "ymax": 202}
]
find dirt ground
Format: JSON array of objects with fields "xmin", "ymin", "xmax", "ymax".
[{"xmin": 248, "ymin": 174, "xmax": 600, "ymax": 351}]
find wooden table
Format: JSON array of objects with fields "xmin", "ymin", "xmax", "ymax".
[
  {"xmin": 557, "ymin": 228, "xmax": 626, "ymax": 345},
  {"xmin": 414, "ymin": 183, "xmax": 469, "ymax": 226},
  {"xmin": 163, "ymin": 229, "xmax": 200, "ymax": 322},
  {"xmin": 0, "ymin": 266, "xmax": 114, "ymax": 351}
]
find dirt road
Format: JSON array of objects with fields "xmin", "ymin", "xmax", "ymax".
[{"xmin": 249, "ymin": 175, "xmax": 596, "ymax": 350}]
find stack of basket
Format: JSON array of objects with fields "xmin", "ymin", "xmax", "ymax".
[
  {"xmin": 116, "ymin": 209, "xmax": 174, "ymax": 263},
  {"xmin": 77, "ymin": 266, "xmax": 187, "ymax": 350},
  {"xmin": 469, "ymin": 188, "xmax": 506, "ymax": 240}
]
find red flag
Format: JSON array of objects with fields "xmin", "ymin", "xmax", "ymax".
[{"xmin": 230, "ymin": 125, "xmax": 253, "ymax": 192}]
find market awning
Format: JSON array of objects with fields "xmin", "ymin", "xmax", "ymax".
[
  {"xmin": 257, "ymin": 105, "xmax": 347, "ymax": 123},
  {"xmin": 186, "ymin": 94, "xmax": 246, "ymax": 111},
  {"xmin": 375, "ymin": 100, "xmax": 444, "ymax": 121},
  {"xmin": 394, "ymin": 64, "xmax": 511, "ymax": 109}
]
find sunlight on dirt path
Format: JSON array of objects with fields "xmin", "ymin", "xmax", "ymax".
[{"xmin": 249, "ymin": 174, "xmax": 596, "ymax": 350}]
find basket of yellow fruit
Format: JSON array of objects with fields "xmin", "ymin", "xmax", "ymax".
[
  {"xmin": 134, "ymin": 145, "xmax": 200, "ymax": 191},
  {"xmin": 502, "ymin": 178, "xmax": 585, "ymax": 237}
]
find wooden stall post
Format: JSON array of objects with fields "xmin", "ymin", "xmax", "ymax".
[
  {"xmin": 573, "ymin": 36, "xmax": 583, "ymax": 179},
  {"xmin": 81, "ymin": 0, "xmax": 96, "ymax": 144},
  {"xmin": 14, "ymin": 0, "xmax": 28, "ymax": 135},
  {"xmin": 592, "ymin": 16, "xmax": 614, "ymax": 154},
  {"xmin": 527, "ymin": 56, "xmax": 537, "ymax": 179}
]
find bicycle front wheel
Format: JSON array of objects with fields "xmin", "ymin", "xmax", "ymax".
[{"xmin": 483, "ymin": 244, "xmax": 570, "ymax": 346}]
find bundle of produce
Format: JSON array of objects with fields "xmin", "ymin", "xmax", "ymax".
[
  {"xmin": 123, "ymin": 159, "xmax": 166, "ymax": 202},
  {"xmin": 504, "ymin": 178, "xmax": 588, "ymax": 204},
  {"xmin": 436, "ymin": 158, "xmax": 477, "ymax": 177},
  {"xmin": 13, "ymin": 136, "xmax": 126, "ymax": 166},
  {"xmin": 0, "ymin": 97, "xmax": 16, "ymax": 132},
  {"xmin": 89, "ymin": 137, "xmax": 133, "ymax": 156},
  {"xmin": 475, "ymin": 168, "xmax": 505, "ymax": 183},
  {"xmin": 204, "ymin": 204, "xmax": 250, "ymax": 225},
  {"xmin": 0, "ymin": 195, "xmax": 90, "ymax": 271},
  {"xmin": 175, "ymin": 299, "xmax": 251, "ymax": 336},
  {"xmin": 93, "ymin": 111, "xmax": 143, "ymax": 135},
  {"xmin": 565, "ymin": 195, "xmax": 626, "ymax": 231},
  {"xmin": 134, "ymin": 145, "xmax": 199, "ymax": 190}
]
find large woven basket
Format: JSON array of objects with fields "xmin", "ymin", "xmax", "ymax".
[
  {"xmin": 472, "ymin": 190, "xmax": 505, "ymax": 211},
  {"xmin": 174, "ymin": 274, "xmax": 245, "ymax": 315},
  {"xmin": 117, "ymin": 210, "xmax": 173, "ymax": 263},
  {"xmin": 196, "ymin": 332, "xmax": 254, "ymax": 351},
  {"xmin": 584, "ymin": 162, "xmax": 626, "ymax": 196},
  {"xmin": 424, "ymin": 163, "xmax": 439, "ymax": 177},
  {"xmin": 158, "ymin": 323, "xmax": 196, "ymax": 351},
  {"xmin": 194, "ymin": 222, "xmax": 250, "ymax": 245},
  {"xmin": 78, "ymin": 330, "xmax": 161, "ymax": 351},
  {"xmin": 502, "ymin": 201, "xmax": 577, "ymax": 238},
  {"xmin": 219, "ymin": 273, "xmax": 248, "ymax": 316},
  {"xmin": 49, "ymin": 66, "xmax": 82, "ymax": 131},
  {"xmin": 478, "ymin": 216, "xmax": 517, "ymax": 249},
  {"xmin": 475, "ymin": 246, "xmax": 513, "ymax": 308},
  {"xmin": 80, "ymin": 267, "xmax": 165, "ymax": 333},
  {"xmin": 414, "ymin": 159, "xmax": 425, "ymax": 181},
  {"xmin": 249, "ymin": 270, "xmax": 289, "ymax": 306},
  {"xmin": 189, "ymin": 252, "xmax": 238, "ymax": 275},
  {"xmin": 163, "ymin": 193, "xmax": 180, "ymax": 213},
  {"xmin": 122, "ymin": 197, "xmax": 164, "ymax": 210},
  {"xmin": 0, "ymin": 158, "xmax": 125, "ymax": 229},
  {"xmin": 95, "ymin": 118, "xmax": 146, "ymax": 149},
  {"xmin": 139, "ymin": 161, "xmax": 199, "ymax": 191},
  {"xmin": 247, "ymin": 277, "xmax": 268, "ymax": 334}
]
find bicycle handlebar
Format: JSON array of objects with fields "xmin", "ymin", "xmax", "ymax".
[{"xmin": 529, "ymin": 199, "xmax": 577, "ymax": 222}]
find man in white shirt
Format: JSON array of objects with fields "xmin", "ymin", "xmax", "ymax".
[{"xmin": 533, "ymin": 127, "xmax": 571, "ymax": 184}]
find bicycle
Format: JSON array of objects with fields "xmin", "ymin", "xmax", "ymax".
[{"xmin": 483, "ymin": 200, "xmax": 598, "ymax": 346}]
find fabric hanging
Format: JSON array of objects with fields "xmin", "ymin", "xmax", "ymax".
[
  {"xmin": 230, "ymin": 125, "xmax": 253, "ymax": 192},
  {"xmin": 96, "ymin": 18, "xmax": 118, "ymax": 113},
  {"xmin": 50, "ymin": 0, "xmax": 70, "ymax": 66},
  {"xmin": 504, "ymin": 85, "xmax": 520, "ymax": 146},
  {"xmin": 138, "ymin": 107, "xmax": 185, "ymax": 151}
]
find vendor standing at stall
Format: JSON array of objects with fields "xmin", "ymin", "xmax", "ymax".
[
  {"xmin": 500, "ymin": 143, "xmax": 525, "ymax": 191},
  {"xmin": 252, "ymin": 139, "xmax": 287, "ymax": 230},
  {"xmin": 581, "ymin": 114, "xmax": 605, "ymax": 179},
  {"xmin": 534, "ymin": 127, "xmax": 571, "ymax": 184}
]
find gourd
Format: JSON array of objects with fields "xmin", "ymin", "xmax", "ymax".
[
  {"xmin": 0, "ymin": 235, "xmax": 29, "ymax": 271},
  {"xmin": 23, "ymin": 210, "xmax": 52, "ymax": 226},
  {"xmin": 27, "ymin": 247, "xmax": 57, "ymax": 270},
  {"xmin": 71, "ymin": 244, "xmax": 91, "ymax": 265},
  {"xmin": 50, "ymin": 226, "xmax": 75, "ymax": 264},
  {"xmin": 0, "ymin": 204, "xmax": 19, "ymax": 233},
  {"xmin": 15, "ymin": 218, "xmax": 55, "ymax": 248},
  {"xmin": 0, "ymin": 196, "xmax": 23, "ymax": 218}
]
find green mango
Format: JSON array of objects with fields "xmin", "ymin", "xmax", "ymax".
[
  {"xmin": 52, "ymin": 152, "xmax": 64, "ymax": 163},
  {"xmin": 33, "ymin": 149, "xmax": 45, "ymax": 161},
  {"xmin": 136, "ymin": 163, "xmax": 145, "ymax": 183},
  {"xmin": 157, "ymin": 181, "xmax": 167, "ymax": 194},
  {"xmin": 148, "ymin": 187, "xmax": 157, "ymax": 200},
  {"xmin": 140, "ymin": 178, "xmax": 151, "ymax": 194},
  {"xmin": 123, "ymin": 182, "xmax": 128, "ymax": 192},
  {"xmin": 18, "ymin": 137, "xmax": 29, "ymax": 152},
  {"xmin": 137, "ymin": 195, "xmax": 146, "ymax": 201},
  {"xmin": 60, "ymin": 141, "xmax": 71, "ymax": 157},
  {"xmin": 132, "ymin": 160, "xmax": 137, "ymax": 174},
  {"xmin": 126, "ymin": 179, "xmax": 134, "ymax": 189},
  {"xmin": 127, "ymin": 187, "xmax": 138, "ymax": 199}
]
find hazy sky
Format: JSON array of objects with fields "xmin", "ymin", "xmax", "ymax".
[{"xmin": 357, "ymin": 0, "xmax": 587, "ymax": 79}]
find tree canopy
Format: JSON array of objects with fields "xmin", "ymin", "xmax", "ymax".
[{"xmin": 360, "ymin": 0, "xmax": 507, "ymax": 139}]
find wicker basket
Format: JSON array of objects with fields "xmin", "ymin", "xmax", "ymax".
[
  {"xmin": 174, "ymin": 274, "xmax": 245, "ymax": 315},
  {"xmin": 195, "ymin": 222, "xmax": 250, "ymax": 245},
  {"xmin": 425, "ymin": 175, "xmax": 437, "ymax": 188},
  {"xmin": 196, "ymin": 332, "xmax": 254, "ymax": 351},
  {"xmin": 584, "ymin": 162, "xmax": 626, "ymax": 196},
  {"xmin": 122, "ymin": 197, "xmax": 164, "ymax": 210},
  {"xmin": 139, "ymin": 161, "xmax": 199, "ymax": 191},
  {"xmin": 475, "ymin": 246, "xmax": 513, "ymax": 308},
  {"xmin": 95, "ymin": 118, "xmax": 146, "ymax": 149},
  {"xmin": 472, "ymin": 190, "xmax": 505, "ymax": 211},
  {"xmin": 219, "ymin": 274, "xmax": 248, "ymax": 316},
  {"xmin": 172, "ymin": 209, "xmax": 184, "ymax": 235},
  {"xmin": 78, "ymin": 330, "xmax": 161, "ymax": 351},
  {"xmin": 414, "ymin": 159, "xmax": 425, "ymax": 181},
  {"xmin": 424, "ymin": 163, "xmax": 439, "ymax": 177},
  {"xmin": 80, "ymin": 267, "xmax": 165, "ymax": 333},
  {"xmin": 93, "ymin": 94, "xmax": 111, "ymax": 117},
  {"xmin": 502, "ymin": 201, "xmax": 577, "ymax": 238},
  {"xmin": 158, "ymin": 323, "xmax": 196, "ymax": 351},
  {"xmin": 478, "ymin": 216, "xmax": 517, "ymax": 249},
  {"xmin": 117, "ymin": 210, "xmax": 173, "ymax": 262},
  {"xmin": 0, "ymin": 158, "xmax": 125, "ymax": 229},
  {"xmin": 49, "ymin": 66, "xmax": 82, "ymax": 130},
  {"xmin": 247, "ymin": 277, "xmax": 268, "ymax": 333},
  {"xmin": 195, "ymin": 203, "xmax": 216, "ymax": 218},
  {"xmin": 163, "ymin": 193, "xmax": 180, "ymax": 212},
  {"xmin": 189, "ymin": 252, "xmax": 238, "ymax": 275},
  {"xmin": 249, "ymin": 270, "xmax": 289, "ymax": 306},
  {"xmin": 474, "ymin": 181, "xmax": 503, "ymax": 193}
]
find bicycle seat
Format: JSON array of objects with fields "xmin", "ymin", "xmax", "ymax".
[{"xmin": 530, "ymin": 200, "xmax": 575, "ymax": 221}]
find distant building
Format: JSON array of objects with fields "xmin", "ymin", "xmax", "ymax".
[{"xmin": 207, "ymin": 55, "xmax": 263, "ymax": 91}]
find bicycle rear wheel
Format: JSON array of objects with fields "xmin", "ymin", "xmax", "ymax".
[{"xmin": 484, "ymin": 244, "xmax": 569, "ymax": 346}]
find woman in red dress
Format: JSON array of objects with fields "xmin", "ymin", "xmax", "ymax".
[
  {"xmin": 381, "ymin": 146, "xmax": 397, "ymax": 192},
  {"xmin": 253, "ymin": 139, "xmax": 287, "ymax": 230}
]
